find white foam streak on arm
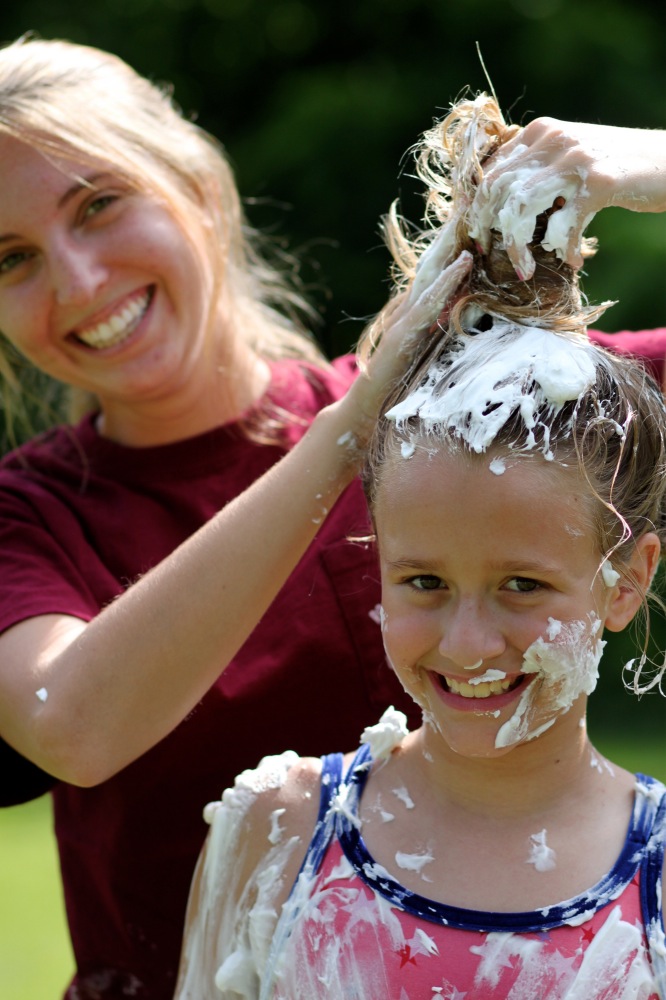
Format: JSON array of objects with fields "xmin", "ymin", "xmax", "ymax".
[
  {"xmin": 392, "ymin": 786, "xmax": 415, "ymax": 809},
  {"xmin": 175, "ymin": 751, "xmax": 301, "ymax": 1000}
]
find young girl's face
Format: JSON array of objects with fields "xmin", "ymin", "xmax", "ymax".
[{"xmin": 375, "ymin": 445, "xmax": 615, "ymax": 760}]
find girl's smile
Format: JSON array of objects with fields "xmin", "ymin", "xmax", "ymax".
[
  {"xmin": 375, "ymin": 446, "xmax": 617, "ymax": 758},
  {"xmin": 429, "ymin": 667, "xmax": 531, "ymax": 709}
]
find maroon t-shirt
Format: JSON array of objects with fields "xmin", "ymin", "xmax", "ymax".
[
  {"xmin": 0, "ymin": 358, "xmax": 418, "ymax": 998},
  {"xmin": 0, "ymin": 335, "xmax": 663, "ymax": 998}
]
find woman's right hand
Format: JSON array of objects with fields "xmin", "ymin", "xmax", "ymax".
[{"xmin": 341, "ymin": 242, "xmax": 473, "ymax": 448}]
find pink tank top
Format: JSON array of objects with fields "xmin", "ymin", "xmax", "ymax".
[{"xmin": 267, "ymin": 747, "xmax": 665, "ymax": 999}]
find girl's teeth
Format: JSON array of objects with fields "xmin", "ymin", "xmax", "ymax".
[
  {"xmin": 446, "ymin": 676, "xmax": 516, "ymax": 698},
  {"xmin": 77, "ymin": 292, "xmax": 150, "ymax": 349}
]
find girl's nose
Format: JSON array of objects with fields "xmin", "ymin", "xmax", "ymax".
[
  {"xmin": 437, "ymin": 597, "xmax": 506, "ymax": 667},
  {"xmin": 51, "ymin": 239, "xmax": 108, "ymax": 306}
]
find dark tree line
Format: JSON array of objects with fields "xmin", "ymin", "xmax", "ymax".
[{"xmin": 0, "ymin": 0, "xmax": 663, "ymax": 356}]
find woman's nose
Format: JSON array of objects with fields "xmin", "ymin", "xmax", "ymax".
[
  {"xmin": 51, "ymin": 238, "xmax": 108, "ymax": 306},
  {"xmin": 437, "ymin": 597, "xmax": 506, "ymax": 667}
]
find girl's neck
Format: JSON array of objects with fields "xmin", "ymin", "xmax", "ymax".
[
  {"xmin": 360, "ymin": 718, "xmax": 636, "ymax": 911},
  {"xmin": 393, "ymin": 713, "xmax": 628, "ymax": 822}
]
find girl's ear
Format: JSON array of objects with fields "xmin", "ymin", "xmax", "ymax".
[{"xmin": 604, "ymin": 532, "xmax": 662, "ymax": 633}]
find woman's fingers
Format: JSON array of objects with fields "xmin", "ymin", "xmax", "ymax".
[
  {"xmin": 353, "ymin": 250, "xmax": 473, "ymax": 425},
  {"xmin": 387, "ymin": 250, "xmax": 474, "ymax": 357}
]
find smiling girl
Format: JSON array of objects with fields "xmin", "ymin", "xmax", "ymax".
[{"xmin": 176, "ymin": 97, "xmax": 666, "ymax": 998}]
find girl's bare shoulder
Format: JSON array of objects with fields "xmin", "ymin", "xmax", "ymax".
[{"xmin": 220, "ymin": 752, "xmax": 324, "ymax": 874}]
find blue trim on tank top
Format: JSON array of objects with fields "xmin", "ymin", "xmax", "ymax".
[{"xmin": 310, "ymin": 743, "xmax": 666, "ymax": 939}]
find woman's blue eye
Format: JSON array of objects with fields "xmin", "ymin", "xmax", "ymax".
[
  {"xmin": 0, "ymin": 250, "xmax": 32, "ymax": 274},
  {"xmin": 84, "ymin": 194, "xmax": 117, "ymax": 218}
]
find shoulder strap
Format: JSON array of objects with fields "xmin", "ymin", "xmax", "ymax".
[{"xmin": 637, "ymin": 776, "xmax": 666, "ymax": 995}]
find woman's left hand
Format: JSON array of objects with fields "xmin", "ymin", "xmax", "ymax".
[{"xmin": 469, "ymin": 117, "xmax": 666, "ymax": 280}]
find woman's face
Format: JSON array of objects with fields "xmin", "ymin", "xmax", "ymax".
[
  {"xmin": 375, "ymin": 445, "xmax": 615, "ymax": 760},
  {"xmin": 0, "ymin": 134, "xmax": 216, "ymax": 440}
]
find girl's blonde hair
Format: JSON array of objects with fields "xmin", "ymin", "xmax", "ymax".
[
  {"xmin": 0, "ymin": 35, "xmax": 326, "ymax": 442},
  {"xmin": 362, "ymin": 93, "xmax": 666, "ymax": 695}
]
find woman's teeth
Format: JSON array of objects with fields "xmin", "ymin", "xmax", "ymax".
[
  {"xmin": 445, "ymin": 675, "xmax": 518, "ymax": 699},
  {"xmin": 76, "ymin": 291, "xmax": 151, "ymax": 349}
]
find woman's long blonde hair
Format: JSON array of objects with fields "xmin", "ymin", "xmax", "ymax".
[{"xmin": 0, "ymin": 35, "xmax": 326, "ymax": 443}]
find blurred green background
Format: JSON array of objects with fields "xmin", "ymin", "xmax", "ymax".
[{"xmin": 0, "ymin": 0, "xmax": 664, "ymax": 997}]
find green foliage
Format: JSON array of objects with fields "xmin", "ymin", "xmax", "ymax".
[{"xmin": 0, "ymin": 0, "xmax": 663, "ymax": 362}]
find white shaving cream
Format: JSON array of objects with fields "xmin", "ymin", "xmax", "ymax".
[
  {"xmin": 359, "ymin": 706, "xmax": 408, "ymax": 762},
  {"xmin": 600, "ymin": 560, "xmax": 621, "ymax": 588},
  {"xmin": 495, "ymin": 614, "xmax": 605, "ymax": 749},
  {"xmin": 468, "ymin": 668, "xmax": 507, "ymax": 685},
  {"xmin": 526, "ymin": 829, "xmax": 557, "ymax": 872},
  {"xmin": 467, "ymin": 139, "xmax": 592, "ymax": 280},
  {"xmin": 386, "ymin": 320, "xmax": 597, "ymax": 458}
]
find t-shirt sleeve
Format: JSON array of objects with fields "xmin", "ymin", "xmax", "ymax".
[
  {"xmin": 0, "ymin": 479, "xmax": 102, "ymax": 636},
  {"xmin": 588, "ymin": 328, "xmax": 666, "ymax": 385}
]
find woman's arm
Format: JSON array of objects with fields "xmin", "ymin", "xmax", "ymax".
[
  {"xmin": 0, "ymin": 252, "xmax": 472, "ymax": 786},
  {"xmin": 470, "ymin": 117, "xmax": 666, "ymax": 279}
]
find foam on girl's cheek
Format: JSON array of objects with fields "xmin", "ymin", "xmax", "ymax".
[{"xmin": 495, "ymin": 614, "xmax": 605, "ymax": 749}]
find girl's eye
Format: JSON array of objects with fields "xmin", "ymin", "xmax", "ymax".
[
  {"xmin": 409, "ymin": 575, "xmax": 443, "ymax": 592},
  {"xmin": 505, "ymin": 577, "xmax": 540, "ymax": 593},
  {"xmin": 0, "ymin": 249, "xmax": 33, "ymax": 275}
]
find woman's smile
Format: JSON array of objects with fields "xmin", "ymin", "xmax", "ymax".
[{"xmin": 72, "ymin": 287, "xmax": 154, "ymax": 351}]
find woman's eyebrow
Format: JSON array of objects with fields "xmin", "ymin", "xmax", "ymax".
[{"xmin": 57, "ymin": 172, "xmax": 109, "ymax": 209}]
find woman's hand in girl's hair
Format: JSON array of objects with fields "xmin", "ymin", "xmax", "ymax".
[
  {"xmin": 347, "ymin": 247, "xmax": 473, "ymax": 443},
  {"xmin": 470, "ymin": 117, "xmax": 666, "ymax": 280}
]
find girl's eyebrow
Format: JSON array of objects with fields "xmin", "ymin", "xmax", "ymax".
[
  {"xmin": 385, "ymin": 558, "xmax": 441, "ymax": 571},
  {"xmin": 489, "ymin": 559, "xmax": 561, "ymax": 574},
  {"xmin": 386, "ymin": 557, "xmax": 562, "ymax": 575}
]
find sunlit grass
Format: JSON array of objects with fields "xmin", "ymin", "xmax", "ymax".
[{"xmin": 0, "ymin": 795, "xmax": 73, "ymax": 1000}]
